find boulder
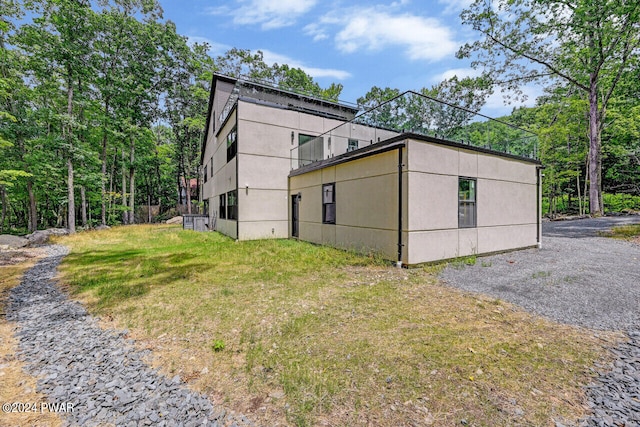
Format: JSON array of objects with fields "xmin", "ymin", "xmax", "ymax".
[
  {"xmin": 26, "ymin": 230, "xmax": 51, "ymax": 245},
  {"xmin": 165, "ymin": 216, "xmax": 183, "ymax": 225},
  {"xmin": 25, "ymin": 228, "xmax": 70, "ymax": 246},
  {"xmin": 0, "ymin": 234, "xmax": 29, "ymax": 250}
]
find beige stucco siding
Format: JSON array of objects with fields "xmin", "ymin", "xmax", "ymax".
[
  {"xmin": 216, "ymin": 219, "xmax": 237, "ymax": 240},
  {"xmin": 238, "ymin": 189, "xmax": 288, "ymax": 225},
  {"xmin": 477, "ymin": 179, "xmax": 537, "ymax": 227},
  {"xmin": 407, "ymin": 172, "xmax": 458, "ymax": 231},
  {"xmin": 404, "ymin": 139, "xmax": 538, "ymax": 264},
  {"xmin": 477, "ymin": 224, "xmax": 537, "ymax": 254},
  {"xmin": 477, "ymin": 153, "xmax": 536, "ymax": 184},
  {"xmin": 289, "ymin": 150, "xmax": 403, "ymax": 261},
  {"xmin": 237, "ymin": 153, "xmax": 289, "ymax": 191}
]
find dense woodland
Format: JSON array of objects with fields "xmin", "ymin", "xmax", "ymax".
[{"xmin": 1, "ymin": 0, "xmax": 639, "ymax": 234}]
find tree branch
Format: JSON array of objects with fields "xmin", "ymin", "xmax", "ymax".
[{"xmin": 483, "ymin": 30, "xmax": 590, "ymax": 92}]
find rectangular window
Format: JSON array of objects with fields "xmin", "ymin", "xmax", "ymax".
[
  {"xmin": 210, "ymin": 156, "xmax": 213, "ymax": 177},
  {"xmin": 226, "ymin": 127, "xmax": 237, "ymax": 163},
  {"xmin": 322, "ymin": 183, "xmax": 336, "ymax": 224},
  {"xmin": 347, "ymin": 138, "xmax": 358, "ymax": 152},
  {"xmin": 219, "ymin": 194, "xmax": 226, "ymax": 219},
  {"xmin": 458, "ymin": 178, "xmax": 476, "ymax": 228},
  {"xmin": 227, "ymin": 189, "xmax": 237, "ymax": 220},
  {"xmin": 203, "ymin": 165, "xmax": 208, "ymax": 183}
]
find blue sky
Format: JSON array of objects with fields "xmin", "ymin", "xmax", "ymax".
[{"xmin": 161, "ymin": 0, "xmax": 540, "ymax": 117}]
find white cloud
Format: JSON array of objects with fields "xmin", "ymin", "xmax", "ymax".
[
  {"xmin": 260, "ymin": 50, "xmax": 352, "ymax": 80},
  {"xmin": 481, "ymin": 84, "xmax": 543, "ymax": 116},
  {"xmin": 432, "ymin": 67, "xmax": 482, "ymax": 82},
  {"xmin": 186, "ymin": 36, "xmax": 230, "ymax": 56},
  {"xmin": 438, "ymin": 0, "xmax": 473, "ymax": 15},
  {"xmin": 208, "ymin": 0, "xmax": 317, "ymax": 30},
  {"xmin": 312, "ymin": 8, "xmax": 458, "ymax": 62}
]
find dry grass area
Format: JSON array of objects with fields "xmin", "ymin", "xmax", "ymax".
[
  {"xmin": 0, "ymin": 247, "xmax": 62, "ymax": 427},
  {"xmin": 55, "ymin": 225, "xmax": 619, "ymax": 427},
  {"xmin": 601, "ymin": 223, "xmax": 640, "ymax": 244}
]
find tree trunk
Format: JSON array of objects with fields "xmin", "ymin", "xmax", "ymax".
[
  {"xmin": 80, "ymin": 185, "xmax": 87, "ymax": 227},
  {"xmin": 27, "ymin": 180, "xmax": 37, "ymax": 233},
  {"xmin": 186, "ymin": 176, "xmax": 192, "ymax": 214},
  {"xmin": 67, "ymin": 157, "xmax": 76, "ymax": 233},
  {"xmin": 66, "ymin": 73, "xmax": 76, "ymax": 234},
  {"xmin": 101, "ymin": 131, "xmax": 108, "ymax": 226},
  {"xmin": 108, "ymin": 148, "xmax": 116, "ymax": 224},
  {"xmin": 0, "ymin": 185, "xmax": 6, "ymax": 233},
  {"xmin": 129, "ymin": 137, "xmax": 135, "ymax": 224},
  {"xmin": 122, "ymin": 148, "xmax": 128, "ymax": 224},
  {"xmin": 588, "ymin": 74, "xmax": 602, "ymax": 215}
]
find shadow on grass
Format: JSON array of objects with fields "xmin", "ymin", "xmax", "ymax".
[{"xmin": 62, "ymin": 248, "xmax": 212, "ymax": 310}]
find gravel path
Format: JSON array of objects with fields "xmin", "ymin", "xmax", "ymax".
[
  {"xmin": 440, "ymin": 236, "xmax": 640, "ymax": 331},
  {"xmin": 440, "ymin": 218, "xmax": 640, "ymax": 427},
  {"xmin": 7, "ymin": 245, "xmax": 253, "ymax": 427}
]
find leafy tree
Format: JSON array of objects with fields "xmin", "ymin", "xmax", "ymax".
[{"xmin": 458, "ymin": 0, "xmax": 640, "ymax": 214}]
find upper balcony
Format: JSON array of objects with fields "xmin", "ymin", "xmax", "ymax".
[{"xmin": 290, "ymin": 91, "xmax": 538, "ymax": 170}]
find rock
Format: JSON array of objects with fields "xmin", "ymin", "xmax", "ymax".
[
  {"xmin": 6, "ymin": 244, "xmax": 254, "ymax": 427},
  {"xmin": 165, "ymin": 216, "xmax": 183, "ymax": 225},
  {"xmin": 0, "ymin": 234, "xmax": 29, "ymax": 249},
  {"xmin": 25, "ymin": 230, "xmax": 52, "ymax": 245}
]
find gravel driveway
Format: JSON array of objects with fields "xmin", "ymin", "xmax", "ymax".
[
  {"xmin": 440, "ymin": 216, "xmax": 640, "ymax": 426},
  {"xmin": 440, "ymin": 216, "xmax": 640, "ymax": 331}
]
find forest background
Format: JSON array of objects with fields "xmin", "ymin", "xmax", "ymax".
[{"xmin": 1, "ymin": 0, "xmax": 639, "ymax": 234}]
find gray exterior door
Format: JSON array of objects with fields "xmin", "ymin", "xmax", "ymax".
[{"xmin": 292, "ymin": 195, "xmax": 300, "ymax": 238}]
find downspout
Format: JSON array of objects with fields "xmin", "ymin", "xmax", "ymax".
[
  {"xmin": 536, "ymin": 165, "xmax": 543, "ymax": 248},
  {"xmin": 236, "ymin": 105, "xmax": 239, "ymax": 241},
  {"xmin": 397, "ymin": 145, "xmax": 404, "ymax": 267}
]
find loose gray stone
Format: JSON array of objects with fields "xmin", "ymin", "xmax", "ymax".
[{"xmin": 7, "ymin": 245, "xmax": 253, "ymax": 427}]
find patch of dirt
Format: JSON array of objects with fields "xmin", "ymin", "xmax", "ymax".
[{"xmin": 0, "ymin": 247, "xmax": 46, "ymax": 267}]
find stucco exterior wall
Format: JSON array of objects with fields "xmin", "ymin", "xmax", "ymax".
[
  {"xmin": 203, "ymin": 88, "xmax": 358, "ymax": 241},
  {"xmin": 405, "ymin": 139, "xmax": 539, "ymax": 264},
  {"xmin": 289, "ymin": 149, "xmax": 406, "ymax": 261},
  {"xmin": 290, "ymin": 138, "xmax": 539, "ymax": 265}
]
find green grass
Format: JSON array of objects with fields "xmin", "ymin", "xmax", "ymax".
[
  {"xmin": 603, "ymin": 224, "xmax": 640, "ymax": 240},
  {"xmin": 55, "ymin": 225, "xmax": 615, "ymax": 427}
]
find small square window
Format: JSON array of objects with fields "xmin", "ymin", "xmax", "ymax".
[{"xmin": 347, "ymin": 138, "xmax": 358, "ymax": 152}]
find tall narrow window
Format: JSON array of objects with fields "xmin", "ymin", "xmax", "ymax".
[
  {"xmin": 210, "ymin": 156, "xmax": 213, "ymax": 177},
  {"xmin": 226, "ymin": 127, "xmax": 237, "ymax": 163},
  {"xmin": 347, "ymin": 138, "xmax": 358, "ymax": 152},
  {"xmin": 219, "ymin": 194, "xmax": 226, "ymax": 219},
  {"xmin": 458, "ymin": 178, "xmax": 476, "ymax": 228},
  {"xmin": 227, "ymin": 189, "xmax": 238, "ymax": 220},
  {"xmin": 203, "ymin": 165, "xmax": 208, "ymax": 183},
  {"xmin": 322, "ymin": 183, "xmax": 336, "ymax": 224}
]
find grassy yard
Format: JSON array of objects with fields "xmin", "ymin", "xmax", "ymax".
[
  {"xmin": 603, "ymin": 223, "xmax": 640, "ymax": 243},
  {"xmin": 54, "ymin": 225, "xmax": 616, "ymax": 427},
  {"xmin": 0, "ymin": 248, "xmax": 62, "ymax": 427}
]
